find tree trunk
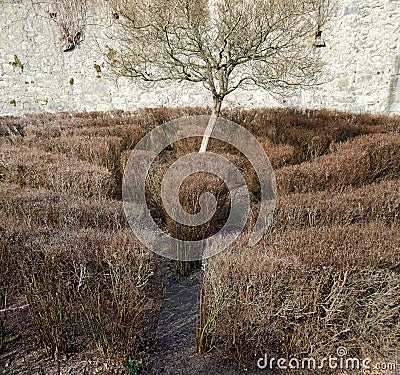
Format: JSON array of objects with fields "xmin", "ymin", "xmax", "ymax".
[{"xmin": 199, "ymin": 98, "xmax": 222, "ymax": 153}]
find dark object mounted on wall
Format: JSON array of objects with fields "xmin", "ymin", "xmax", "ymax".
[
  {"xmin": 315, "ymin": 39, "xmax": 326, "ymax": 48},
  {"xmin": 62, "ymin": 43, "xmax": 75, "ymax": 52},
  {"xmin": 61, "ymin": 32, "xmax": 84, "ymax": 52},
  {"xmin": 315, "ymin": 29, "xmax": 326, "ymax": 48}
]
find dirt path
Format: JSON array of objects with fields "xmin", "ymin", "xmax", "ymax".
[{"xmin": 141, "ymin": 266, "xmax": 258, "ymax": 375}]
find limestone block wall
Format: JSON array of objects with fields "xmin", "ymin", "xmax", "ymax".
[{"xmin": 0, "ymin": 0, "xmax": 399, "ymax": 115}]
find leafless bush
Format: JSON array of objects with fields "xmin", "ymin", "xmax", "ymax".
[
  {"xmin": 198, "ymin": 223, "xmax": 400, "ymax": 367},
  {"xmin": 65, "ymin": 123, "xmax": 142, "ymax": 142},
  {"xmin": 172, "ymin": 136, "xmax": 242, "ymax": 158},
  {"xmin": 0, "ymin": 226, "xmax": 14, "ymax": 352},
  {"xmin": 164, "ymin": 172, "xmax": 230, "ymax": 242},
  {"xmin": 0, "ymin": 220, "xmax": 34, "ymax": 353},
  {"xmin": 13, "ymin": 225, "xmax": 159, "ymax": 358},
  {"xmin": 119, "ymin": 149, "xmax": 132, "ymax": 173},
  {"xmin": 258, "ymin": 140, "xmax": 294, "ymax": 169},
  {"xmin": 133, "ymin": 107, "xmax": 209, "ymax": 134},
  {"xmin": 0, "ymin": 183, "xmax": 127, "ymax": 230},
  {"xmin": 276, "ymin": 133, "xmax": 400, "ymax": 194},
  {"xmin": 75, "ymin": 230, "xmax": 160, "ymax": 357},
  {"xmin": 225, "ymin": 107, "xmax": 392, "ymax": 139},
  {"xmin": 0, "ymin": 146, "xmax": 115, "ymax": 198},
  {"xmin": 34, "ymin": 135, "xmax": 122, "ymax": 167},
  {"xmin": 272, "ymin": 179, "xmax": 400, "ymax": 231},
  {"xmin": 223, "ymin": 107, "xmax": 394, "ymax": 163}
]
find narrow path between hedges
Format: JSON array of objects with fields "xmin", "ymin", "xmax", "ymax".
[{"xmin": 141, "ymin": 265, "xmax": 258, "ymax": 375}]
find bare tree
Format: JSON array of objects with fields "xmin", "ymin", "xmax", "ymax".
[{"xmin": 108, "ymin": 0, "xmax": 332, "ymax": 152}]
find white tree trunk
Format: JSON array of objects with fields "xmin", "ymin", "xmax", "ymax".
[{"xmin": 199, "ymin": 99, "xmax": 222, "ymax": 153}]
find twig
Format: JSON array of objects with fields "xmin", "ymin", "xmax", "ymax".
[{"xmin": 0, "ymin": 304, "xmax": 30, "ymax": 313}]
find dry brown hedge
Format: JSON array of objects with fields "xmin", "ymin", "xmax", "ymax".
[
  {"xmin": 276, "ymin": 133, "xmax": 400, "ymax": 194},
  {"xmin": 198, "ymin": 222, "xmax": 400, "ymax": 367},
  {"xmin": 1, "ymin": 221, "xmax": 161, "ymax": 358},
  {"xmin": 164, "ymin": 172, "xmax": 230, "ymax": 242},
  {"xmin": 258, "ymin": 139, "xmax": 294, "ymax": 169},
  {"xmin": 34, "ymin": 135, "xmax": 122, "ymax": 167},
  {"xmin": 224, "ymin": 107, "xmax": 394, "ymax": 138},
  {"xmin": 67, "ymin": 124, "xmax": 144, "ymax": 151},
  {"xmin": 170, "ymin": 106, "xmax": 389, "ymax": 165},
  {"xmin": 0, "ymin": 183, "xmax": 127, "ymax": 230},
  {"xmin": 0, "ymin": 146, "xmax": 116, "ymax": 198},
  {"xmin": 2, "ymin": 107, "xmax": 398, "ymax": 145},
  {"xmin": 126, "ymin": 107, "xmax": 209, "ymax": 133},
  {"xmin": 172, "ymin": 136, "xmax": 241, "ymax": 158},
  {"xmin": 222, "ymin": 107, "xmax": 397, "ymax": 163},
  {"xmin": 272, "ymin": 179, "xmax": 400, "ymax": 231},
  {"xmin": 145, "ymin": 152, "xmax": 259, "ymax": 242},
  {"xmin": 1, "ymin": 107, "xmax": 400, "ymax": 367},
  {"xmin": 173, "ymin": 136, "xmax": 294, "ymax": 169}
]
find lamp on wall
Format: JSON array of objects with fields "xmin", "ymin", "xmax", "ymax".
[
  {"xmin": 315, "ymin": 3, "xmax": 326, "ymax": 48},
  {"xmin": 315, "ymin": 29, "xmax": 326, "ymax": 48}
]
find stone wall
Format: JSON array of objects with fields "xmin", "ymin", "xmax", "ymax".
[{"xmin": 0, "ymin": 0, "xmax": 399, "ymax": 115}]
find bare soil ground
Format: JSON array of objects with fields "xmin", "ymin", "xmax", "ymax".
[{"xmin": 140, "ymin": 265, "xmax": 257, "ymax": 375}]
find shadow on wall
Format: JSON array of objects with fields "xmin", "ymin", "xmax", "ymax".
[{"xmin": 387, "ymin": 55, "xmax": 400, "ymax": 113}]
